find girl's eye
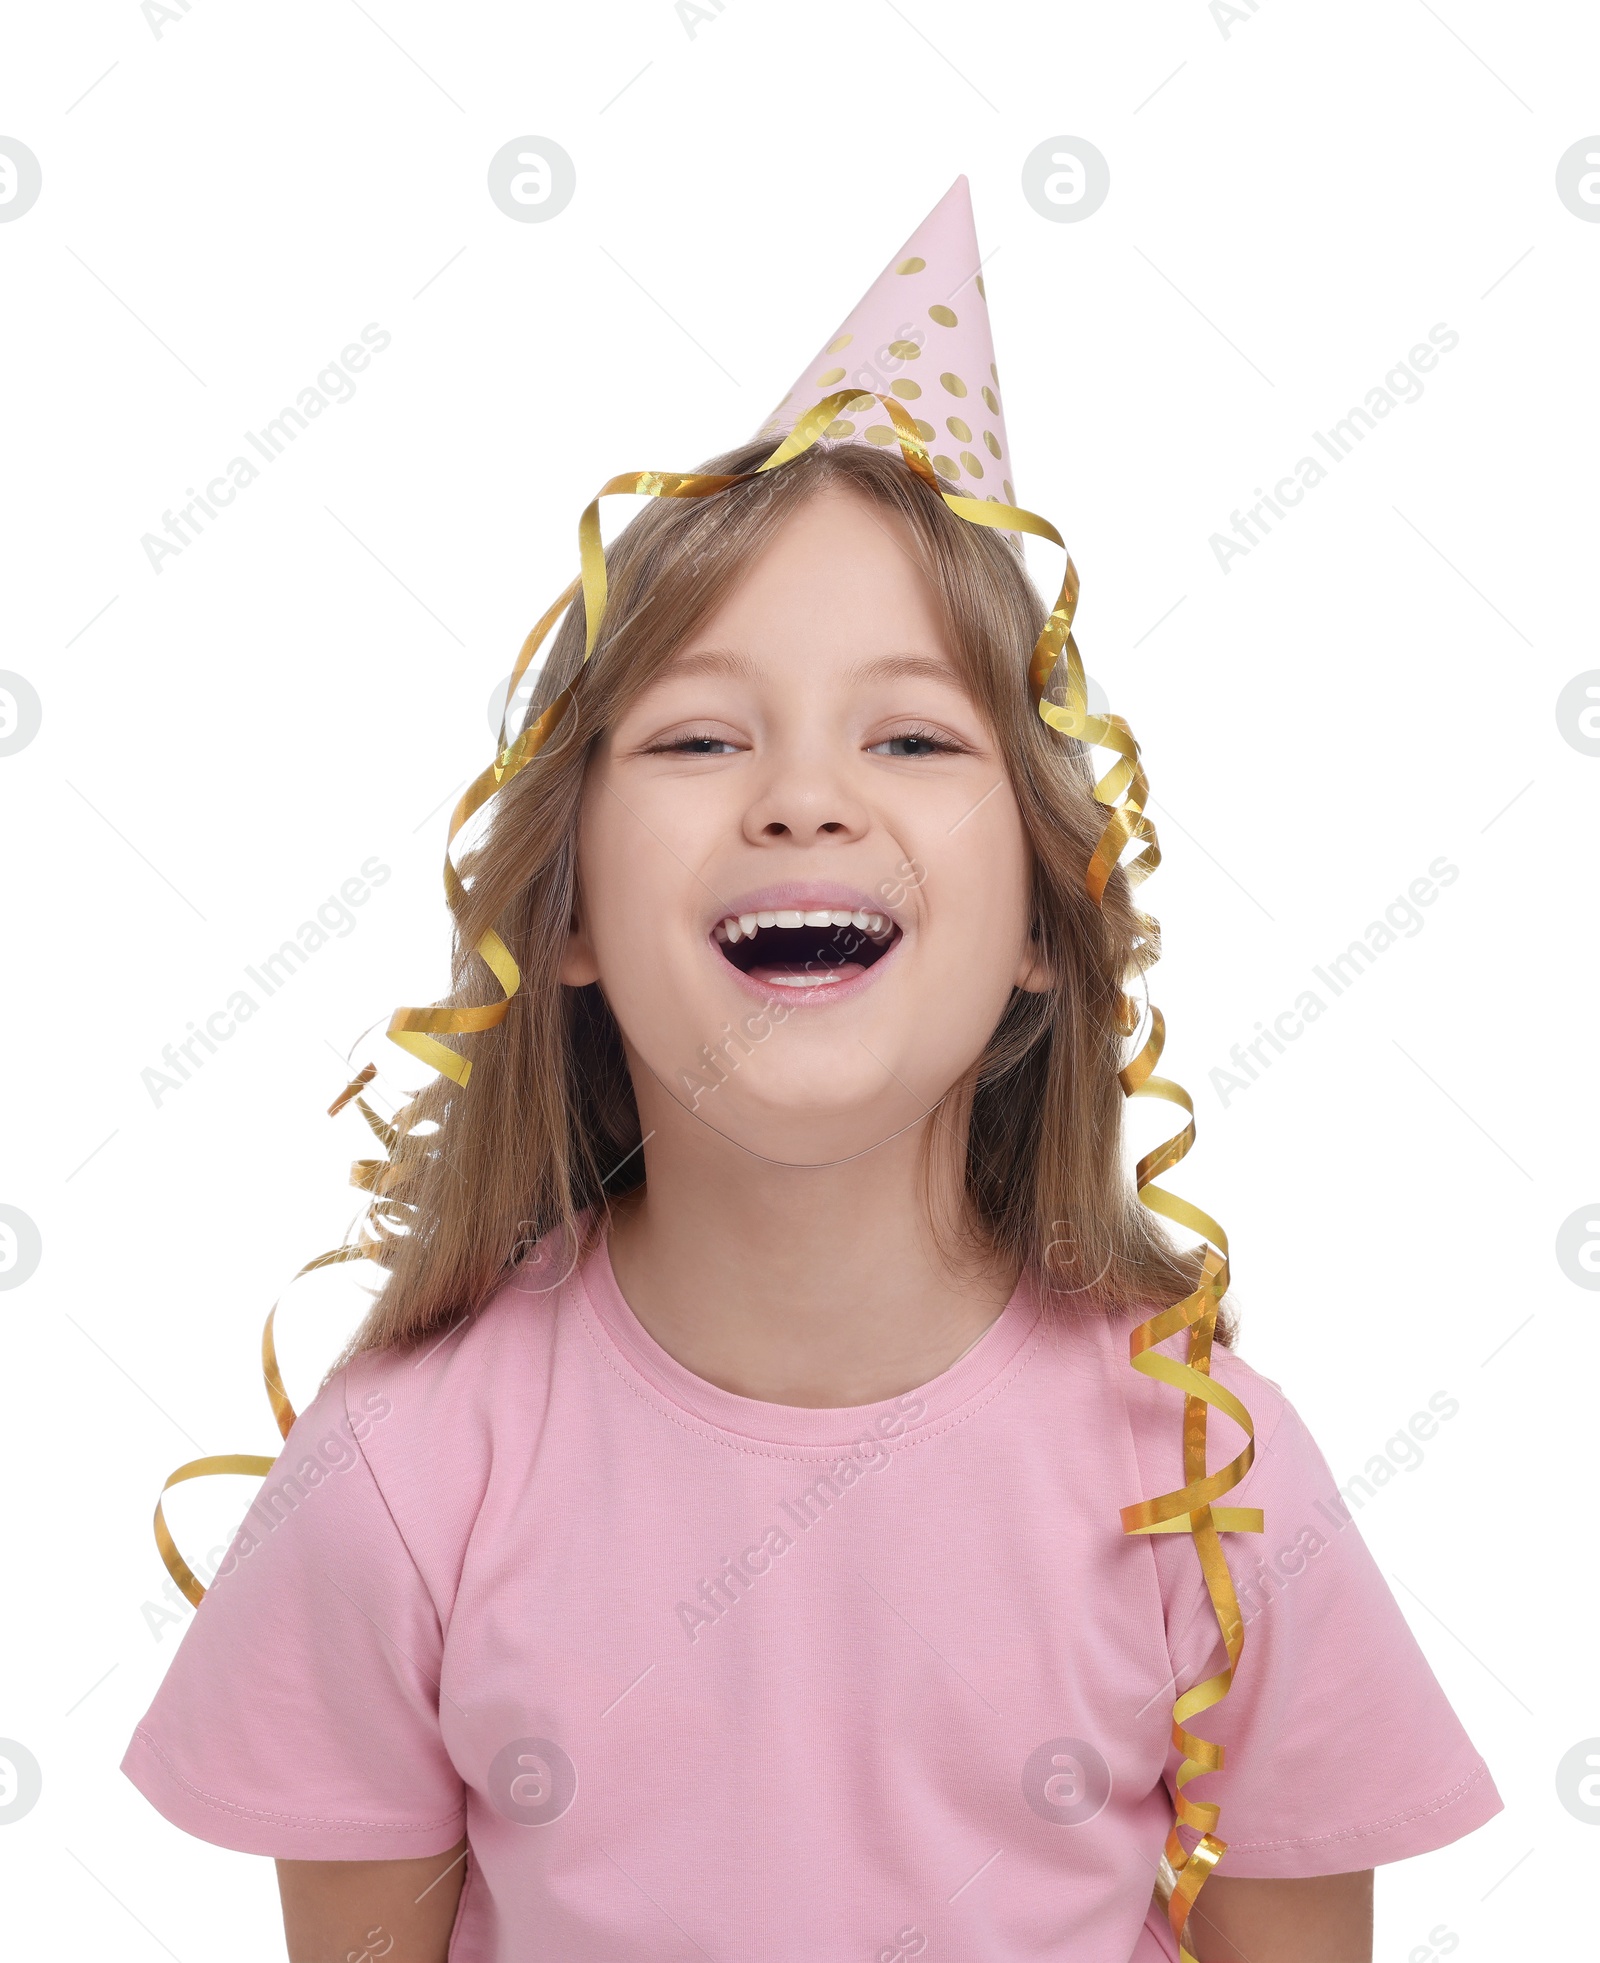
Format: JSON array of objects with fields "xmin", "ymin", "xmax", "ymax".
[
  {"xmin": 648, "ymin": 733, "xmax": 739, "ymax": 756},
  {"xmin": 869, "ymin": 729, "xmax": 963, "ymax": 759}
]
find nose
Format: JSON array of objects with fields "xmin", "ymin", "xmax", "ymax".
[{"xmin": 741, "ymin": 741, "xmax": 871, "ymax": 846}]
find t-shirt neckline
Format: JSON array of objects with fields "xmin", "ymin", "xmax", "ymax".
[{"xmin": 573, "ymin": 1231, "xmax": 1043, "ymax": 1451}]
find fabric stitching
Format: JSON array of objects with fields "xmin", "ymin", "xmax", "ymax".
[
  {"xmin": 343, "ymin": 1365, "xmax": 457, "ymax": 1649},
  {"xmin": 570, "ymin": 1262, "xmax": 1048, "ymax": 1464},
  {"xmin": 130, "ymin": 1727, "xmax": 464, "ymax": 1837},
  {"xmin": 1226, "ymin": 1761, "xmax": 1492, "ymax": 1851}
]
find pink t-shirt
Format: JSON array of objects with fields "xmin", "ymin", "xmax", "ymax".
[{"xmin": 123, "ymin": 1236, "xmax": 1501, "ymax": 1960}]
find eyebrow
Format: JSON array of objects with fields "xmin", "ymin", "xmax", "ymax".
[{"xmin": 661, "ymin": 648, "xmax": 961, "ymax": 688}]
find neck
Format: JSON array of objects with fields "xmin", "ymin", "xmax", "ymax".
[{"xmin": 604, "ymin": 1079, "xmax": 1018, "ymax": 1409}]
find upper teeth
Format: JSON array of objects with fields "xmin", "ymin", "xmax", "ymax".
[{"xmin": 713, "ymin": 908, "xmax": 892, "ymax": 944}]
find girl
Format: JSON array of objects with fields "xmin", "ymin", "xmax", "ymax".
[{"xmin": 123, "ymin": 180, "xmax": 1501, "ymax": 1963}]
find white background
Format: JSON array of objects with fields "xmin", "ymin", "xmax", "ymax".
[{"xmin": 2, "ymin": 0, "xmax": 1595, "ymax": 1956}]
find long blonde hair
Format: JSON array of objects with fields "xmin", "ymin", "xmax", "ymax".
[{"xmin": 333, "ymin": 436, "xmax": 1233, "ymax": 1367}]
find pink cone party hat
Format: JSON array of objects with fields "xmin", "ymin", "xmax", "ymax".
[{"xmin": 758, "ymin": 176, "xmax": 1016, "ymax": 509}]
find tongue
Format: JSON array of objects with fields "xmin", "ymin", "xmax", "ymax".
[{"xmin": 747, "ymin": 961, "xmax": 869, "ymax": 988}]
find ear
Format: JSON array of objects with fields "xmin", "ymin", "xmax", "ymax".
[
  {"xmin": 1014, "ymin": 919, "xmax": 1052, "ymax": 994},
  {"xmin": 557, "ymin": 895, "xmax": 601, "ymax": 987}
]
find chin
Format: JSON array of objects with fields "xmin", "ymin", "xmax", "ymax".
[{"xmin": 691, "ymin": 1043, "xmax": 950, "ymax": 1142}]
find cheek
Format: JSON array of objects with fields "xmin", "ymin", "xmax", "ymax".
[
  {"xmin": 576, "ymin": 777, "xmax": 649, "ymax": 936},
  {"xmin": 579, "ymin": 782, "xmax": 663, "ymax": 958},
  {"xmin": 897, "ymin": 804, "xmax": 1034, "ymax": 1063},
  {"xmin": 573, "ymin": 770, "xmax": 717, "ymax": 1047},
  {"xmin": 932, "ymin": 806, "xmax": 1033, "ymax": 970}
]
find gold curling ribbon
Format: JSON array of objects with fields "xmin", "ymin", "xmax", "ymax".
[
  {"xmin": 152, "ymin": 1066, "xmax": 417, "ymax": 1607},
  {"xmin": 1118, "ymin": 1010, "xmax": 1262, "ymax": 1957}
]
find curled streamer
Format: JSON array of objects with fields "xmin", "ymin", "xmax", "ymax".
[
  {"xmin": 154, "ymin": 394, "xmax": 1258, "ymax": 1960},
  {"xmin": 152, "ymin": 1068, "xmax": 416, "ymax": 1607}
]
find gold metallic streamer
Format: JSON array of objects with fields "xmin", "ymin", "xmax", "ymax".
[
  {"xmin": 152, "ymin": 1067, "xmax": 417, "ymax": 1606},
  {"xmin": 153, "ymin": 397, "xmax": 1257, "ymax": 1963},
  {"xmin": 154, "ymin": 1454, "xmax": 278, "ymax": 1609}
]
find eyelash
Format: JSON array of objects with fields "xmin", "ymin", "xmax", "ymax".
[
  {"xmin": 645, "ymin": 731, "xmax": 738, "ymax": 756},
  {"xmin": 645, "ymin": 725, "xmax": 966, "ymax": 759},
  {"xmin": 868, "ymin": 725, "xmax": 965, "ymax": 759}
]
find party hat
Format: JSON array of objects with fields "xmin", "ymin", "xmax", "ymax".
[{"xmin": 757, "ymin": 176, "xmax": 1016, "ymax": 509}]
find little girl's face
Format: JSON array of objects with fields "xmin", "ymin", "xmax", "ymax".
[{"xmin": 564, "ymin": 486, "xmax": 1046, "ymax": 1160}]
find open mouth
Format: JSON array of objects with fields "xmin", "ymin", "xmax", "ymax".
[{"xmin": 712, "ymin": 907, "xmax": 900, "ymax": 989}]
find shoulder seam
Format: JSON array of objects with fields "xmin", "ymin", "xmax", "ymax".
[{"xmin": 341, "ymin": 1368, "xmax": 451, "ymax": 1636}]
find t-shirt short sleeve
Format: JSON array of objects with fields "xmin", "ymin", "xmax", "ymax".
[
  {"xmin": 1141, "ymin": 1355, "xmax": 1503, "ymax": 1879},
  {"xmin": 121, "ymin": 1371, "xmax": 467, "ymax": 1860}
]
